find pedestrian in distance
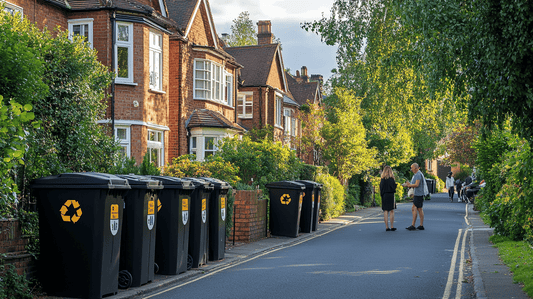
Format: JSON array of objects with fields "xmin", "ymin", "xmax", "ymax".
[
  {"xmin": 446, "ymin": 172, "xmax": 455, "ymax": 202},
  {"xmin": 380, "ymin": 165, "xmax": 397, "ymax": 231},
  {"xmin": 402, "ymin": 163, "xmax": 425, "ymax": 231}
]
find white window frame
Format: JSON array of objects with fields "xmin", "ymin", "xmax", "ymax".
[
  {"xmin": 194, "ymin": 59, "xmax": 212, "ymax": 99},
  {"xmin": 237, "ymin": 92, "xmax": 253, "ymax": 119},
  {"xmin": 204, "ymin": 136, "xmax": 218, "ymax": 158},
  {"xmin": 147, "ymin": 129, "xmax": 164, "ymax": 167},
  {"xmin": 225, "ymin": 72, "xmax": 233, "ymax": 107},
  {"xmin": 115, "ymin": 126, "xmax": 131, "ymax": 157},
  {"xmin": 212, "ymin": 64, "xmax": 222, "ymax": 101},
  {"xmin": 158, "ymin": 0, "xmax": 167, "ymax": 17},
  {"xmin": 115, "ymin": 22, "xmax": 134, "ymax": 84},
  {"xmin": 68, "ymin": 18, "xmax": 93, "ymax": 48},
  {"xmin": 190, "ymin": 136, "xmax": 197, "ymax": 157},
  {"xmin": 275, "ymin": 94, "xmax": 283, "ymax": 127},
  {"xmin": 284, "ymin": 108, "xmax": 292, "ymax": 135},
  {"xmin": 149, "ymin": 31, "xmax": 163, "ymax": 91},
  {"xmin": 291, "ymin": 117, "xmax": 297, "ymax": 137},
  {"xmin": 193, "ymin": 59, "xmax": 234, "ymax": 106},
  {"xmin": 2, "ymin": 1, "xmax": 23, "ymax": 18}
]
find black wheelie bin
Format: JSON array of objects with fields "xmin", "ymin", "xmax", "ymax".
[
  {"xmin": 311, "ymin": 182, "xmax": 323, "ymax": 231},
  {"xmin": 30, "ymin": 172, "xmax": 131, "ymax": 299},
  {"xmin": 149, "ymin": 176, "xmax": 195, "ymax": 275},
  {"xmin": 182, "ymin": 178, "xmax": 213, "ymax": 269},
  {"xmin": 199, "ymin": 177, "xmax": 231, "ymax": 261},
  {"xmin": 295, "ymin": 180, "xmax": 321, "ymax": 233},
  {"xmin": 116, "ymin": 174, "xmax": 163, "ymax": 288},
  {"xmin": 265, "ymin": 181, "xmax": 306, "ymax": 238}
]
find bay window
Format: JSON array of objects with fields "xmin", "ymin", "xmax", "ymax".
[
  {"xmin": 147, "ymin": 129, "xmax": 164, "ymax": 167},
  {"xmin": 194, "ymin": 59, "xmax": 234, "ymax": 106}
]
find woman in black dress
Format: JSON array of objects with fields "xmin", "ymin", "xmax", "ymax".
[{"xmin": 380, "ymin": 165, "xmax": 397, "ymax": 231}]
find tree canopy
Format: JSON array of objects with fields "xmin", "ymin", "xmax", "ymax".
[{"xmin": 224, "ymin": 11, "xmax": 282, "ymax": 47}]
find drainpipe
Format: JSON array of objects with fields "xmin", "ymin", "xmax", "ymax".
[
  {"xmin": 111, "ymin": 11, "xmax": 116, "ymax": 137},
  {"xmin": 259, "ymin": 87, "xmax": 263, "ymax": 129}
]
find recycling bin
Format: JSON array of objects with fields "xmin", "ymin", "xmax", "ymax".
[
  {"xmin": 200, "ymin": 177, "xmax": 231, "ymax": 261},
  {"xmin": 311, "ymin": 182, "xmax": 323, "ymax": 231},
  {"xmin": 296, "ymin": 180, "xmax": 321, "ymax": 233},
  {"xmin": 30, "ymin": 172, "xmax": 130, "ymax": 299},
  {"xmin": 149, "ymin": 176, "xmax": 195, "ymax": 275},
  {"xmin": 426, "ymin": 179, "xmax": 435, "ymax": 194},
  {"xmin": 182, "ymin": 178, "xmax": 214, "ymax": 269},
  {"xmin": 265, "ymin": 181, "xmax": 306, "ymax": 238},
  {"xmin": 116, "ymin": 174, "xmax": 163, "ymax": 288}
]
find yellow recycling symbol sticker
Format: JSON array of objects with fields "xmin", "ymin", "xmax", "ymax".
[
  {"xmin": 280, "ymin": 194, "xmax": 291, "ymax": 205},
  {"xmin": 157, "ymin": 199, "xmax": 162, "ymax": 212},
  {"xmin": 60, "ymin": 200, "xmax": 82, "ymax": 223}
]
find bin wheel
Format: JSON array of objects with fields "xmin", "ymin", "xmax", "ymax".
[
  {"xmin": 118, "ymin": 270, "xmax": 133, "ymax": 289},
  {"xmin": 154, "ymin": 263, "xmax": 159, "ymax": 274},
  {"xmin": 187, "ymin": 254, "xmax": 193, "ymax": 270}
]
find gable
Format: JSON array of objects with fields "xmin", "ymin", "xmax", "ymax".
[
  {"xmin": 266, "ymin": 50, "xmax": 287, "ymax": 91},
  {"xmin": 184, "ymin": 0, "xmax": 217, "ymax": 47}
]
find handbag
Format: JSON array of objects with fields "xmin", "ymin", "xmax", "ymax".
[{"xmin": 407, "ymin": 188, "xmax": 414, "ymax": 198}]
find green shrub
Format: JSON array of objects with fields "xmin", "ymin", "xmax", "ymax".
[
  {"xmin": 217, "ymin": 136, "xmax": 302, "ymax": 190},
  {"xmin": 299, "ymin": 164, "xmax": 319, "ymax": 181},
  {"xmin": 163, "ymin": 155, "xmax": 241, "ymax": 186},
  {"xmin": 394, "ymin": 182, "xmax": 404, "ymax": 201},
  {"xmin": 345, "ymin": 183, "xmax": 361, "ymax": 212},
  {"xmin": 0, "ymin": 264, "xmax": 33, "ymax": 299},
  {"xmin": 316, "ymin": 172, "xmax": 345, "ymax": 220}
]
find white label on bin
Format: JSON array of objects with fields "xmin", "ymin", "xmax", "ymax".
[
  {"xmin": 147, "ymin": 215, "xmax": 155, "ymax": 230},
  {"xmin": 182, "ymin": 211, "xmax": 188, "ymax": 225},
  {"xmin": 182, "ymin": 198, "xmax": 189, "ymax": 225},
  {"xmin": 202, "ymin": 198, "xmax": 207, "ymax": 223},
  {"xmin": 221, "ymin": 197, "xmax": 226, "ymax": 221},
  {"xmin": 111, "ymin": 219, "xmax": 119, "ymax": 236}
]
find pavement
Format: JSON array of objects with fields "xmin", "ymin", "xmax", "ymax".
[{"xmin": 81, "ymin": 199, "xmax": 531, "ymax": 299}]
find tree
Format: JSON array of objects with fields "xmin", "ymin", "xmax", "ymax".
[
  {"xmin": 298, "ymin": 102, "xmax": 325, "ymax": 165},
  {"xmin": 437, "ymin": 123, "xmax": 481, "ymax": 167},
  {"xmin": 302, "ymin": 1, "xmax": 464, "ymax": 167},
  {"xmin": 321, "ymin": 88, "xmax": 377, "ymax": 185},
  {"xmin": 0, "ymin": 10, "xmax": 47, "ymax": 209},
  {"xmin": 224, "ymin": 11, "xmax": 282, "ymax": 48},
  {"xmin": 225, "ymin": 11, "xmax": 256, "ymax": 47},
  {"xmin": 8, "ymin": 21, "xmax": 118, "ymax": 193},
  {"xmin": 396, "ymin": 0, "xmax": 533, "ymax": 144}
]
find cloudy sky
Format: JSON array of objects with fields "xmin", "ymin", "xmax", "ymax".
[{"xmin": 209, "ymin": 0, "xmax": 338, "ymax": 81}]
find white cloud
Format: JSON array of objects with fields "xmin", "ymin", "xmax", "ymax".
[{"xmin": 209, "ymin": 0, "xmax": 338, "ymax": 81}]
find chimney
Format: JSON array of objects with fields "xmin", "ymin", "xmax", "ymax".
[
  {"xmin": 257, "ymin": 20, "xmax": 272, "ymax": 45},
  {"xmin": 301, "ymin": 66, "xmax": 309, "ymax": 82},
  {"xmin": 296, "ymin": 70, "xmax": 300, "ymax": 77}
]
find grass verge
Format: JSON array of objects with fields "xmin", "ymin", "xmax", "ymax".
[{"xmin": 489, "ymin": 235, "xmax": 533, "ymax": 297}]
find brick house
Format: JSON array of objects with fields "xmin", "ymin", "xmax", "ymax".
[
  {"xmin": 286, "ymin": 66, "xmax": 324, "ymax": 165},
  {"xmin": 3, "ymin": 0, "xmax": 179, "ymax": 167},
  {"xmin": 224, "ymin": 21, "xmax": 300, "ymax": 148},
  {"xmin": 3, "ymin": 0, "xmax": 245, "ymax": 164},
  {"xmin": 165, "ymin": 0, "xmax": 244, "ymax": 161}
]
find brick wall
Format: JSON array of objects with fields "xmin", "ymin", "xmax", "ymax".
[
  {"xmin": 0, "ymin": 219, "xmax": 36, "ymax": 279},
  {"xmin": 229, "ymin": 190, "xmax": 267, "ymax": 243}
]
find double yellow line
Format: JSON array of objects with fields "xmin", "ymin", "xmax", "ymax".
[{"xmin": 443, "ymin": 204, "xmax": 471, "ymax": 299}]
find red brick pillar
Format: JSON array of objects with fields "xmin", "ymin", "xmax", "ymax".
[{"xmin": 229, "ymin": 190, "xmax": 267, "ymax": 242}]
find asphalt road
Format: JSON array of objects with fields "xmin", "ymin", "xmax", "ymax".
[{"xmin": 142, "ymin": 193, "xmax": 475, "ymax": 299}]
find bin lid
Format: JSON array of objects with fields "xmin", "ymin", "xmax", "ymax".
[
  {"xmin": 30, "ymin": 172, "xmax": 131, "ymax": 189},
  {"xmin": 265, "ymin": 181, "xmax": 306, "ymax": 190},
  {"xmin": 146, "ymin": 176, "xmax": 194, "ymax": 190},
  {"xmin": 181, "ymin": 177, "xmax": 214, "ymax": 190},
  {"xmin": 296, "ymin": 180, "xmax": 323, "ymax": 189},
  {"xmin": 116, "ymin": 174, "xmax": 163, "ymax": 190},
  {"xmin": 198, "ymin": 177, "xmax": 231, "ymax": 190}
]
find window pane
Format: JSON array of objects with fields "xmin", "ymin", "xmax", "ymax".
[
  {"xmin": 150, "ymin": 148, "xmax": 159, "ymax": 165},
  {"xmin": 191, "ymin": 137, "xmax": 197, "ymax": 149},
  {"xmin": 82, "ymin": 24, "xmax": 89, "ymax": 39},
  {"xmin": 118, "ymin": 146, "xmax": 127, "ymax": 156},
  {"xmin": 205, "ymin": 151, "xmax": 214, "ymax": 157},
  {"xmin": 148, "ymin": 131, "xmax": 155, "ymax": 141},
  {"xmin": 205, "ymin": 137, "xmax": 215, "ymax": 150},
  {"xmin": 118, "ymin": 25, "xmax": 129, "ymax": 42},
  {"xmin": 73, "ymin": 24, "xmax": 81, "ymax": 36},
  {"xmin": 117, "ymin": 128, "xmax": 127, "ymax": 140},
  {"xmin": 117, "ymin": 47, "xmax": 129, "ymax": 78}
]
